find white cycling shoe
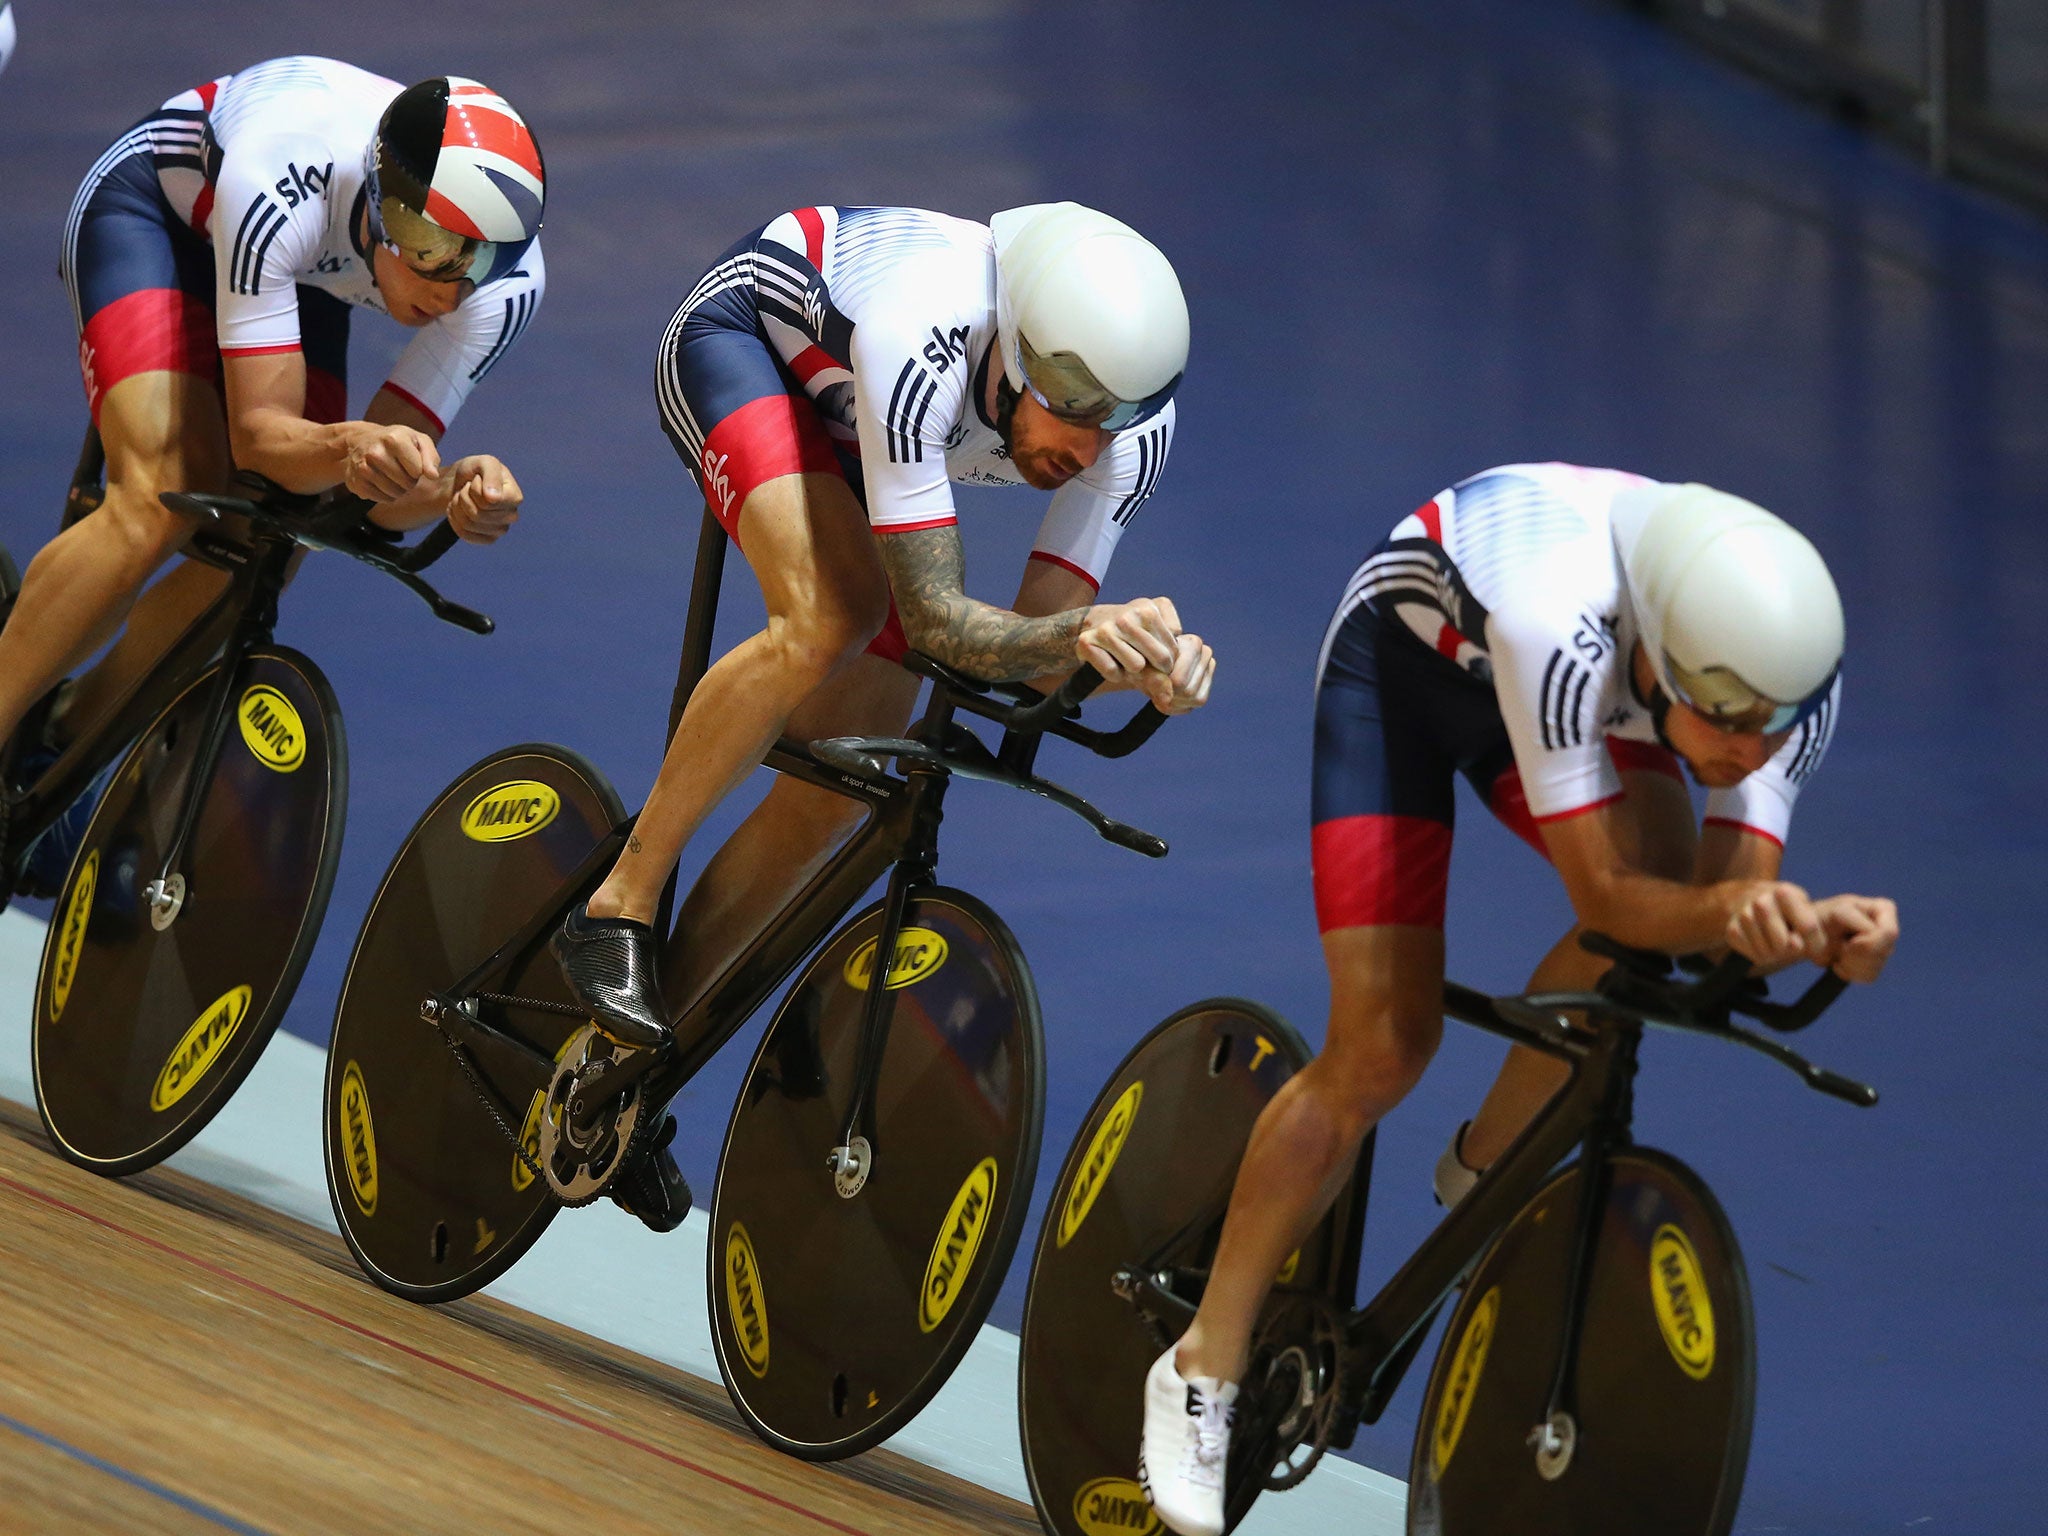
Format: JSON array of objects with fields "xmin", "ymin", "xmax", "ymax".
[{"xmin": 1138, "ymin": 1345, "xmax": 1237, "ymax": 1536}]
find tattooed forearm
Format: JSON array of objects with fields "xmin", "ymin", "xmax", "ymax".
[{"xmin": 878, "ymin": 526, "xmax": 1088, "ymax": 681}]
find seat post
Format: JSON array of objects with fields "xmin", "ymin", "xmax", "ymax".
[{"xmin": 668, "ymin": 506, "xmax": 727, "ymax": 743}]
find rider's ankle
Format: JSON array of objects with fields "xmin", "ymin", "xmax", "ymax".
[
  {"xmin": 1172, "ymin": 1335, "xmax": 1240, "ymax": 1389},
  {"xmin": 583, "ymin": 892, "xmax": 648, "ymax": 925}
]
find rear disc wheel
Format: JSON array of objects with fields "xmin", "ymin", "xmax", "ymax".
[
  {"xmin": 1018, "ymin": 999, "xmax": 1333, "ymax": 1536},
  {"xmin": 323, "ymin": 743, "xmax": 623, "ymax": 1301}
]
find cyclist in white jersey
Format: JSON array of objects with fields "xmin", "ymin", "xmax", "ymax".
[
  {"xmin": 546, "ymin": 204, "xmax": 1213, "ymax": 1228},
  {"xmin": 1138, "ymin": 465, "xmax": 1901, "ymax": 1536},
  {"xmin": 1, "ymin": 58, "xmax": 545, "ymax": 894}
]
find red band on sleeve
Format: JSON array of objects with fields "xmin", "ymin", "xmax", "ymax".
[
  {"xmin": 377, "ymin": 382, "xmax": 445, "ymax": 436},
  {"xmin": 1533, "ymin": 792, "xmax": 1625, "ymax": 825},
  {"xmin": 1026, "ymin": 551, "xmax": 1100, "ymax": 591},
  {"xmin": 874, "ymin": 515, "xmax": 958, "ymax": 534},
  {"xmin": 219, "ymin": 343, "xmax": 303, "ymax": 359},
  {"xmin": 1702, "ymin": 816, "xmax": 1784, "ymax": 850}
]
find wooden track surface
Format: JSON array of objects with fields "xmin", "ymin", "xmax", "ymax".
[{"xmin": 0, "ymin": 1100, "xmax": 1035, "ymax": 1535}]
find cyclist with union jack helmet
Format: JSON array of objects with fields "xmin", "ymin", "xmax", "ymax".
[{"xmin": 1, "ymin": 58, "xmax": 546, "ymax": 899}]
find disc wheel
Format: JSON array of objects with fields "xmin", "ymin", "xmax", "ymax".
[
  {"xmin": 323, "ymin": 743, "xmax": 623, "ymax": 1301},
  {"xmin": 1020, "ymin": 999, "xmax": 1346, "ymax": 1536},
  {"xmin": 33, "ymin": 648, "xmax": 345, "ymax": 1173},
  {"xmin": 1407, "ymin": 1148, "xmax": 1754, "ymax": 1536},
  {"xmin": 709, "ymin": 888, "xmax": 1042, "ymax": 1459}
]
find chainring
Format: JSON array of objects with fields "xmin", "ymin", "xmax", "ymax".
[
  {"xmin": 538, "ymin": 1024, "xmax": 645, "ymax": 1205},
  {"xmin": 1247, "ymin": 1292, "xmax": 1348, "ymax": 1491}
]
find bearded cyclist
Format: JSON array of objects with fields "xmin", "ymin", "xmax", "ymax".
[
  {"xmin": 1138, "ymin": 465, "xmax": 1900, "ymax": 1536},
  {"xmin": 548, "ymin": 203, "xmax": 1215, "ymax": 1231},
  {"xmin": 0, "ymin": 58, "xmax": 546, "ymax": 900}
]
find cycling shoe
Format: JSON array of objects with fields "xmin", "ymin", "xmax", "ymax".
[
  {"xmin": 550, "ymin": 902, "xmax": 674, "ymax": 1051},
  {"xmin": 610, "ymin": 1113, "xmax": 692, "ymax": 1233},
  {"xmin": 16, "ymin": 751, "xmax": 116, "ymax": 900}
]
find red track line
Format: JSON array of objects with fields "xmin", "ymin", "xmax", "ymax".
[{"xmin": 0, "ymin": 1172, "xmax": 872, "ymax": 1536}]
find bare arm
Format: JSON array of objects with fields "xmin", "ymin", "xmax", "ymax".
[
  {"xmin": 224, "ymin": 351, "xmax": 441, "ymax": 501},
  {"xmin": 1542, "ymin": 801, "xmax": 1782, "ymax": 955},
  {"xmin": 877, "ymin": 526, "xmax": 1090, "ymax": 682}
]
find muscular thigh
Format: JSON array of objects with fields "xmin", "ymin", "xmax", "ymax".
[
  {"xmin": 1311, "ymin": 600, "xmax": 1497, "ymax": 932},
  {"xmin": 655, "ymin": 264, "xmax": 897, "ymax": 653}
]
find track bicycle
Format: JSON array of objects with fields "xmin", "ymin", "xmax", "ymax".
[
  {"xmin": 322, "ymin": 506, "xmax": 1175, "ymax": 1459},
  {"xmin": 1018, "ymin": 935, "xmax": 1878, "ymax": 1536},
  {"xmin": 1, "ymin": 425, "xmax": 488, "ymax": 1175}
]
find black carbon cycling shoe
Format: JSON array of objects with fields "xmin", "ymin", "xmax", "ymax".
[
  {"xmin": 550, "ymin": 902, "xmax": 674, "ymax": 1051},
  {"xmin": 610, "ymin": 1114, "xmax": 692, "ymax": 1233}
]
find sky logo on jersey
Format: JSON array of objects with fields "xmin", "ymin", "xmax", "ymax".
[
  {"xmin": 922, "ymin": 323, "xmax": 970, "ymax": 373},
  {"xmin": 1072, "ymin": 1477, "xmax": 1160, "ymax": 1536},
  {"xmin": 460, "ymin": 781, "xmax": 560, "ymax": 842},
  {"xmin": 920, "ymin": 1158, "xmax": 999, "ymax": 1333},
  {"xmin": 725, "ymin": 1223, "xmax": 771, "ymax": 1377},
  {"xmin": 1058, "ymin": 1080, "xmax": 1142, "ymax": 1248},
  {"xmin": 843, "ymin": 928, "xmax": 948, "ymax": 992},
  {"xmin": 49, "ymin": 850, "xmax": 98, "ymax": 1023},
  {"xmin": 273, "ymin": 161, "xmax": 333, "ymax": 208},
  {"xmin": 338, "ymin": 1060, "xmax": 379, "ymax": 1217},
  {"xmin": 1650, "ymin": 1224, "xmax": 1717, "ymax": 1379},
  {"xmin": 152, "ymin": 985, "xmax": 252, "ymax": 1112},
  {"xmin": 239, "ymin": 686, "xmax": 306, "ymax": 771},
  {"xmin": 1431, "ymin": 1285, "xmax": 1500, "ymax": 1479}
]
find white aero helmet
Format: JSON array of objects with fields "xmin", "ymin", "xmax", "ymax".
[
  {"xmin": 1611, "ymin": 482, "xmax": 1844, "ymax": 735},
  {"xmin": 990, "ymin": 202, "xmax": 1188, "ymax": 432}
]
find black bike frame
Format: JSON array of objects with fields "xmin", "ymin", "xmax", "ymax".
[
  {"xmin": 429, "ymin": 508, "xmax": 985, "ymax": 1126},
  {"xmin": 8, "ymin": 519, "xmax": 297, "ymax": 878},
  {"xmin": 1124, "ymin": 982, "xmax": 1644, "ymax": 1438}
]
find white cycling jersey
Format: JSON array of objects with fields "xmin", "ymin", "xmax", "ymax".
[
  {"xmin": 748, "ymin": 205, "xmax": 1173, "ymax": 587},
  {"xmin": 150, "ymin": 56, "xmax": 544, "ymax": 432},
  {"xmin": 1333, "ymin": 462, "xmax": 1839, "ymax": 846}
]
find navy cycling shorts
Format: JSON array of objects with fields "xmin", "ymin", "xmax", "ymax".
[
  {"xmin": 654, "ymin": 219, "xmax": 906, "ymax": 660},
  {"xmin": 62, "ymin": 119, "xmax": 349, "ymax": 425},
  {"xmin": 1310, "ymin": 596, "xmax": 1680, "ymax": 930}
]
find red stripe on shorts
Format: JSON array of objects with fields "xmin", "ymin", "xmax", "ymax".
[
  {"xmin": 1312, "ymin": 815, "xmax": 1453, "ymax": 930},
  {"xmin": 78, "ymin": 288, "xmax": 220, "ymax": 422},
  {"xmin": 696, "ymin": 394, "xmax": 844, "ymax": 544}
]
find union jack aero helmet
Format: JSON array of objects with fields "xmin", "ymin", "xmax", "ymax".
[{"xmin": 369, "ymin": 76, "xmax": 545, "ymax": 287}]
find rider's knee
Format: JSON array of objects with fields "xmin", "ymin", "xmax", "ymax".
[
  {"xmin": 1322, "ymin": 1006, "xmax": 1443, "ymax": 1107},
  {"xmin": 764, "ymin": 590, "xmax": 886, "ymax": 684},
  {"xmin": 90, "ymin": 480, "xmax": 204, "ymax": 569}
]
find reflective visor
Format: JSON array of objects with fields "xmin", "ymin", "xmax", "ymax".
[
  {"xmin": 1016, "ymin": 335, "xmax": 1178, "ymax": 433},
  {"xmin": 1666, "ymin": 654, "xmax": 1837, "ymax": 736},
  {"xmin": 379, "ymin": 198, "xmax": 496, "ymax": 285}
]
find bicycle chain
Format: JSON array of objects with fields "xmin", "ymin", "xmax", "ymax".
[{"xmin": 425, "ymin": 1006, "xmax": 547, "ymax": 1185}]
